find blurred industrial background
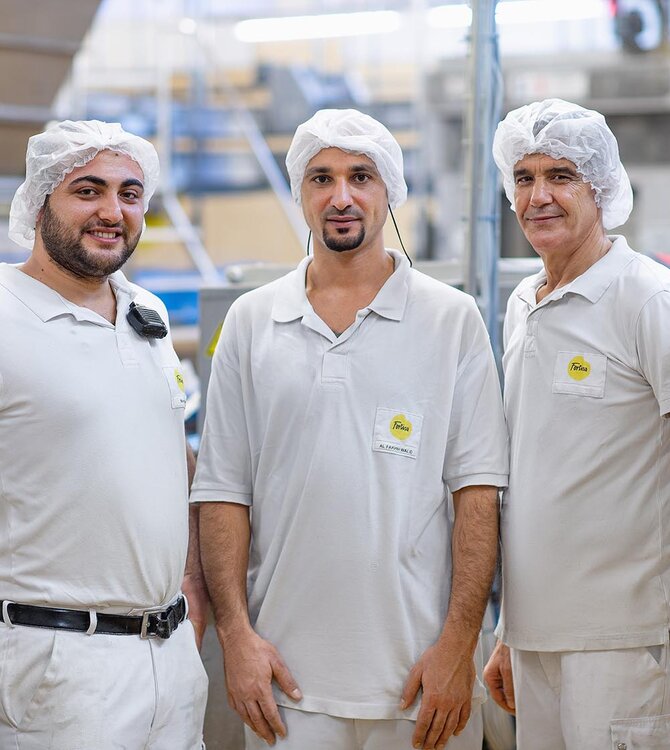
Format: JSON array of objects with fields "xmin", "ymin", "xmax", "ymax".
[{"xmin": 2, "ymin": 1, "xmax": 669, "ymax": 747}]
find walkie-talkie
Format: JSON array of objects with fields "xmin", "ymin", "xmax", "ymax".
[{"xmin": 127, "ymin": 302, "xmax": 168, "ymax": 339}]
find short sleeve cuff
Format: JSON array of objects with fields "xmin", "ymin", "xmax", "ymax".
[
  {"xmin": 446, "ymin": 472, "xmax": 508, "ymax": 494},
  {"xmin": 189, "ymin": 488, "xmax": 252, "ymax": 505}
]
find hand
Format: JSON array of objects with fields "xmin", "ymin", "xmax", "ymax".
[
  {"xmin": 483, "ymin": 640, "xmax": 515, "ymax": 714},
  {"xmin": 182, "ymin": 574, "xmax": 209, "ymax": 650},
  {"xmin": 222, "ymin": 629, "xmax": 302, "ymax": 746},
  {"xmin": 400, "ymin": 641, "xmax": 476, "ymax": 750}
]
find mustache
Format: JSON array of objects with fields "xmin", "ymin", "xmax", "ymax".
[
  {"xmin": 81, "ymin": 220, "xmax": 126, "ymax": 235},
  {"xmin": 324, "ymin": 208, "xmax": 364, "ymax": 219}
]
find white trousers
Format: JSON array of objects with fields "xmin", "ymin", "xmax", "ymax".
[
  {"xmin": 244, "ymin": 705, "xmax": 483, "ymax": 750},
  {"xmin": 0, "ymin": 617, "xmax": 208, "ymax": 749},
  {"xmin": 511, "ymin": 646, "xmax": 670, "ymax": 749}
]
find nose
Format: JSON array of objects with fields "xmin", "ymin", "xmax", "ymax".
[
  {"xmin": 96, "ymin": 194, "xmax": 123, "ymax": 224},
  {"xmin": 331, "ymin": 178, "xmax": 352, "ymax": 211},
  {"xmin": 529, "ymin": 178, "xmax": 552, "ymax": 207}
]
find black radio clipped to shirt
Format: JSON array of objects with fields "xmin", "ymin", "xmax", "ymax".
[{"xmin": 127, "ymin": 302, "xmax": 168, "ymax": 339}]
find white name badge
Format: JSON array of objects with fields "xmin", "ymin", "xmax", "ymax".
[
  {"xmin": 372, "ymin": 407, "xmax": 424, "ymax": 459},
  {"xmin": 552, "ymin": 350, "xmax": 607, "ymax": 398}
]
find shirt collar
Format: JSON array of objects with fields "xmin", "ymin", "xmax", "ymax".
[
  {"xmin": 514, "ymin": 235, "xmax": 634, "ymax": 309},
  {"xmin": 271, "ymin": 248, "xmax": 411, "ymax": 324},
  {"xmin": 0, "ymin": 263, "xmax": 137, "ymax": 324}
]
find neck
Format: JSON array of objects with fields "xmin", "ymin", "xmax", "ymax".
[
  {"xmin": 307, "ymin": 240, "xmax": 393, "ymax": 292},
  {"xmin": 536, "ymin": 228, "xmax": 612, "ymax": 303},
  {"xmin": 21, "ymin": 246, "xmax": 117, "ymax": 321}
]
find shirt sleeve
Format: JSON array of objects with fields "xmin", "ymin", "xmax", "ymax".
[
  {"xmin": 443, "ymin": 301, "xmax": 510, "ymax": 493},
  {"xmin": 190, "ymin": 305, "xmax": 254, "ymax": 505},
  {"xmin": 636, "ymin": 289, "xmax": 670, "ymax": 417}
]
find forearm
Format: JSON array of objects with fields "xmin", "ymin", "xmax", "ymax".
[
  {"xmin": 199, "ymin": 501, "xmax": 253, "ymax": 643},
  {"xmin": 182, "ymin": 503, "xmax": 209, "ymax": 647},
  {"xmin": 184, "ymin": 503, "xmax": 206, "ymax": 584},
  {"xmin": 439, "ymin": 484, "xmax": 499, "ymax": 654}
]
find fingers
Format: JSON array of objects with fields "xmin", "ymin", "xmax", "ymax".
[
  {"xmin": 416, "ymin": 704, "xmax": 468, "ymax": 750},
  {"xmin": 500, "ymin": 650, "xmax": 516, "ymax": 713},
  {"xmin": 412, "ymin": 705, "xmax": 436, "ymax": 749},
  {"xmin": 435, "ymin": 707, "xmax": 464, "ymax": 749},
  {"xmin": 483, "ymin": 642, "xmax": 516, "ymax": 714},
  {"xmin": 423, "ymin": 711, "xmax": 448, "ymax": 749},
  {"xmin": 453, "ymin": 698, "xmax": 471, "ymax": 735},
  {"xmin": 272, "ymin": 654, "xmax": 303, "ymax": 702},
  {"xmin": 246, "ymin": 700, "xmax": 279, "ymax": 746},
  {"xmin": 400, "ymin": 664, "xmax": 422, "ymax": 711},
  {"xmin": 232, "ymin": 694, "xmax": 283, "ymax": 746},
  {"xmin": 258, "ymin": 696, "xmax": 287, "ymax": 739}
]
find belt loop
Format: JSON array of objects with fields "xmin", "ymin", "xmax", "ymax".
[
  {"xmin": 182, "ymin": 594, "xmax": 189, "ymax": 619},
  {"xmin": 86, "ymin": 609, "xmax": 97, "ymax": 636},
  {"xmin": 2, "ymin": 601, "xmax": 14, "ymax": 627}
]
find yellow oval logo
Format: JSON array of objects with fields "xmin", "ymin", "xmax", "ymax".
[
  {"xmin": 390, "ymin": 414, "xmax": 412, "ymax": 441},
  {"xmin": 567, "ymin": 355, "xmax": 591, "ymax": 381},
  {"xmin": 174, "ymin": 368, "xmax": 185, "ymax": 392}
]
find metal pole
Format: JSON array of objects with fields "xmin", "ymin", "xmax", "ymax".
[
  {"xmin": 462, "ymin": 0, "xmax": 502, "ymax": 357},
  {"xmin": 156, "ymin": 19, "xmax": 221, "ymax": 285},
  {"xmin": 411, "ymin": 0, "xmax": 432, "ymax": 260}
]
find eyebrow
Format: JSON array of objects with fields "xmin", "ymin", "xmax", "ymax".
[
  {"xmin": 513, "ymin": 165, "xmax": 578, "ymax": 179},
  {"xmin": 304, "ymin": 163, "xmax": 379, "ymax": 177},
  {"xmin": 68, "ymin": 175, "xmax": 144, "ymax": 191}
]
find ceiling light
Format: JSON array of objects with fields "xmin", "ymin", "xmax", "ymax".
[{"xmin": 234, "ymin": 11, "xmax": 401, "ymax": 42}]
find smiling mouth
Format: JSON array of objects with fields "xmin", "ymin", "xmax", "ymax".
[
  {"xmin": 85, "ymin": 229, "xmax": 124, "ymax": 243},
  {"xmin": 527, "ymin": 215, "xmax": 561, "ymax": 222}
]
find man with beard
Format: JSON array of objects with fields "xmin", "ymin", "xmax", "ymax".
[
  {"xmin": 0, "ymin": 120, "xmax": 208, "ymax": 748},
  {"xmin": 192, "ymin": 109, "xmax": 508, "ymax": 750}
]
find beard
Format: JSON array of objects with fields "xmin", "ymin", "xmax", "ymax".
[
  {"xmin": 322, "ymin": 224, "xmax": 366, "ymax": 253},
  {"xmin": 39, "ymin": 200, "xmax": 141, "ymax": 279}
]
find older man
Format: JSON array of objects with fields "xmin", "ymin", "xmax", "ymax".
[
  {"xmin": 0, "ymin": 120, "xmax": 208, "ymax": 748},
  {"xmin": 193, "ymin": 109, "xmax": 508, "ymax": 750},
  {"xmin": 484, "ymin": 99, "xmax": 670, "ymax": 749}
]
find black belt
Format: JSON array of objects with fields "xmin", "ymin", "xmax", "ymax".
[{"xmin": 0, "ymin": 596, "xmax": 187, "ymax": 639}]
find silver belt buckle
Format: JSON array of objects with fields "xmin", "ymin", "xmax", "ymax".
[
  {"xmin": 140, "ymin": 600, "xmax": 181, "ymax": 640},
  {"xmin": 140, "ymin": 610, "xmax": 156, "ymax": 639}
]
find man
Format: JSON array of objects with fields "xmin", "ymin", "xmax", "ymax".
[
  {"xmin": 193, "ymin": 108, "xmax": 508, "ymax": 750},
  {"xmin": 484, "ymin": 98, "xmax": 670, "ymax": 748},
  {"xmin": 0, "ymin": 120, "xmax": 208, "ymax": 748}
]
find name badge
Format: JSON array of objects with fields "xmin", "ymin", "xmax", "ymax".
[
  {"xmin": 552, "ymin": 350, "xmax": 607, "ymax": 398},
  {"xmin": 372, "ymin": 407, "xmax": 423, "ymax": 459}
]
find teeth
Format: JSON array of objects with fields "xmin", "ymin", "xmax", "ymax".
[{"xmin": 91, "ymin": 231, "xmax": 117, "ymax": 239}]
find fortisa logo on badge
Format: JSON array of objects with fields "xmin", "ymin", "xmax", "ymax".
[
  {"xmin": 567, "ymin": 355, "xmax": 591, "ymax": 381},
  {"xmin": 390, "ymin": 414, "xmax": 412, "ymax": 441},
  {"xmin": 174, "ymin": 368, "xmax": 186, "ymax": 392}
]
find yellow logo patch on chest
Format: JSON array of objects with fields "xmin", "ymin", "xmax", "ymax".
[
  {"xmin": 567, "ymin": 355, "xmax": 591, "ymax": 381},
  {"xmin": 174, "ymin": 369, "xmax": 185, "ymax": 392},
  {"xmin": 390, "ymin": 414, "xmax": 413, "ymax": 441}
]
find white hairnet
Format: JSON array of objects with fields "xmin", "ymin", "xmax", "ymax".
[
  {"xmin": 9, "ymin": 120, "xmax": 160, "ymax": 249},
  {"xmin": 492, "ymin": 98, "xmax": 633, "ymax": 229},
  {"xmin": 285, "ymin": 108, "xmax": 407, "ymax": 209}
]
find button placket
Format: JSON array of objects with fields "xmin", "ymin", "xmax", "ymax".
[{"xmin": 523, "ymin": 306, "xmax": 546, "ymax": 358}]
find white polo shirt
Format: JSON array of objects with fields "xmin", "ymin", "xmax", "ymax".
[
  {"xmin": 192, "ymin": 250, "xmax": 508, "ymax": 719},
  {"xmin": 0, "ymin": 264, "xmax": 189, "ymax": 614},
  {"xmin": 498, "ymin": 236, "xmax": 670, "ymax": 651}
]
